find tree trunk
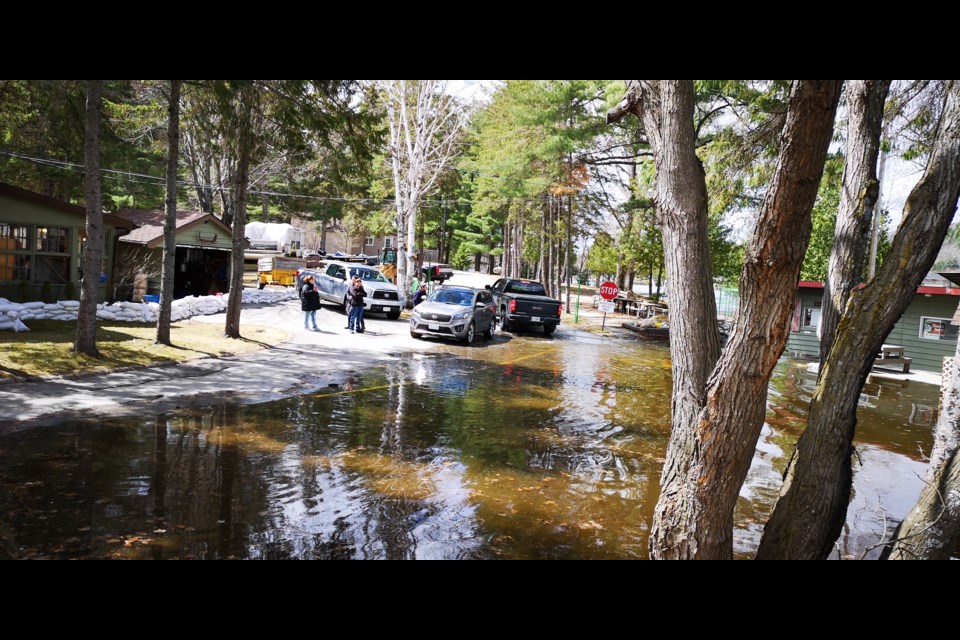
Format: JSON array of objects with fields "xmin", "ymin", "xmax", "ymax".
[
  {"xmin": 156, "ymin": 79, "xmax": 180, "ymax": 347},
  {"xmin": 759, "ymin": 81, "xmax": 960, "ymax": 560},
  {"xmin": 819, "ymin": 80, "xmax": 890, "ymax": 363},
  {"xmin": 611, "ymin": 80, "xmax": 841, "ymax": 559},
  {"xmin": 565, "ymin": 195, "xmax": 572, "ymax": 313},
  {"xmin": 882, "ymin": 350, "xmax": 960, "ymax": 559},
  {"xmin": 320, "ymin": 199, "xmax": 327, "ymax": 251},
  {"xmin": 224, "ymin": 90, "xmax": 254, "ymax": 340},
  {"xmin": 538, "ymin": 198, "xmax": 546, "ymax": 284},
  {"xmin": 75, "ymin": 80, "xmax": 104, "ymax": 358}
]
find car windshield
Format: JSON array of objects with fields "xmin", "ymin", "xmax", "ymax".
[
  {"xmin": 430, "ymin": 289, "xmax": 473, "ymax": 306},
  {"xmin": 351, "ymin": 269, "xmax": 388, "ymax": 283}
]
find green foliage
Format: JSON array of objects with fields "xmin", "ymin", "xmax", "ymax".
[
  {"xmin": 800, "ymin": 154, "xmax": 842, "ymax": 281},
  {"xmin": 65, "ymin": 281, "xmax": 76, "ymax": 300},
  {"xmin": 16, "ymin": 280, "xmax": 29, "ymax": 303},
  {"xmin": 39, "ymin": 282, "xmax": 52, "ymax": 303},
  {"xmin": 586, "ymin": 231, "xmax": 618, "ymax": 278}
]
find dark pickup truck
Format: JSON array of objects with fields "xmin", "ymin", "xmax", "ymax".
[{"xmin": 487, "ymin": 278, "xmax": 561, "ymax": 335}]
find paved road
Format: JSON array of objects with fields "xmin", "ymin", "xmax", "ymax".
[{"xmin": 0, "ymin": 298, "xmax": 446, "ymax": 429}]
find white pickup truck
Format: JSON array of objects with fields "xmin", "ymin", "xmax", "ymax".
[{"xmin": 301, "ymin": 260, "xmax": 403, "ymax": 319}]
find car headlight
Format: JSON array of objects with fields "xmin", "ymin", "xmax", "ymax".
[{"xmin": 452, "ymin": 311, "xmax": 471, "ymax": 322}]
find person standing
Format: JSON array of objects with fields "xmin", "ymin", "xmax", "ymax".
[
  {"xmin": 301, "ymin": 275, "xmax": 321, "ymax": 330},
  {"xmin": 351, "ymin": 277, "xmax": 367, "ymax": 334},
  {"xmin": 346, "ymin": 275, "xmax": 361, "ymax": 333}
]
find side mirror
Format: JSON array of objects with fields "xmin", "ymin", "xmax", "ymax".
[{"xmin": 484, "ymin": 284, "xmax": 491, "ymax": 290}]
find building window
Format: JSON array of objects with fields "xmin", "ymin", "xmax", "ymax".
[
  {"xmin": 802, "ymin": 307, "xmax": 821, "ymax": 328},
  {"xmin": 34, "ymin": 255, "xmax": 70, "ymax": 283},
  {"xmin": 384, "ymin": 238, "xmax": 393, "ymax": 249},
  {"xmin": 365, "ymin": 236, "xmax": 374, "ymax": 247},
  {"xmin": 0, "ymin": 223, "xmax": 31, "ymax": 250},
  {"xmin": 919, "ymin": 316, "xmax": 959, "ymax": 341},
  {"xmin": 37, "ymin": 226, "xmax": 70, "ymax": 253},
  {"xmin": 0, "ymin": 254, "xmax": 31, "ymax": 281}
]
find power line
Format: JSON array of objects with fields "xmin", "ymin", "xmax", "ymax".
[{"xmin": 0, "ymin": 148, "xmax": 591, "ymax": 208}]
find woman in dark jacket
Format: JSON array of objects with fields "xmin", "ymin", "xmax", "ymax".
[{"xmin": 301, "ymin": 275, "xmax": 321, "ymax": 330}]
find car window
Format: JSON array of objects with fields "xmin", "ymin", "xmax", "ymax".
[
  {"xmin": 352, "ymin": 269, "xmax": 387, "ymax": 283},
  {"xmin": 431, "ymin": 289, "xmax": 472, "ymax": 306},
  {"xmin": 504, "ymin": 281, "xmax": 547, "ymax": 295},
  {"xmin": 326, "ymin": 264, "xmax": 339, "ymax": 277},
  {"xmin": 335, "ymin": 267, "xmax": 347, "ymax": 280}
]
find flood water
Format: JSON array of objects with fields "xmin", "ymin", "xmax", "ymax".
[{"xmin": 0, "ymin": 331, "xmax": 939, "ymax": 559}]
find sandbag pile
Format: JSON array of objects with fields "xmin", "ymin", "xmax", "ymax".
[{"xmin": 0, "ymin": 287, "xmax": 297, "ymax": 332}]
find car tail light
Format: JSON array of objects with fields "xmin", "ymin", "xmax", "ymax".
[
  {"xmin": 558, "ymin": 305, "xmax": 562, "ymax": 317},
  {"xmin": 434, "ymin": 266, "xmax": 441, "ymax": 275},
  {"xmin": 509, "ymin": 299, "xmax": 516, "ymax": 312}
]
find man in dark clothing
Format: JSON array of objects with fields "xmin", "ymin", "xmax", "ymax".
[
  {"xmin": 347, "ymin": 276, "xmax": 366, "ymax": 333},
  {"xmin": 301, "ymin": 275, "xmax": 321, "ymax": 330},
  {"xmin": 413, "ymin": 283, "xmax": 428, "ymax": 307}
]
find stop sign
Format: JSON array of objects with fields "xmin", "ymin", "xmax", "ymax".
[{"xmin": 599, "ymin": 281, "xmax": 620, "ymax": 300}]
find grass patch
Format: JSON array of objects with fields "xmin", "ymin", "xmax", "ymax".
[{"xmin": 0, "ymin": 320, "xmax": 288, "ymax": 380}]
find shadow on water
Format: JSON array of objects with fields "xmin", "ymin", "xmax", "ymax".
[{"xmin": 0, "ymin": 337, "xmax": 940, "ymax": 559}]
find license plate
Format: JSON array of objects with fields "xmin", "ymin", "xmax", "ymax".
[
  {"xmin": 373, "ymin": 306, "xmax": 383, "ymax": 312},
  {"xmin": 532, "ymin": 316, "xmax": 540, "ymax": 323},
  {"xmin": 428, "ymin": 323, "xmax": 440, "ymax": 331}
]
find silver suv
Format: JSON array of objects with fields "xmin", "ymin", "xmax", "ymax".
[{"xmin": 409, "ymin": 286, "xmax": 496, "ymax": 344}]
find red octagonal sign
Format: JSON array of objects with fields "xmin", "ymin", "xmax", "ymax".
[{"xmin": 599, "ymin": 281, "xmax": 620, "ymax": 300}]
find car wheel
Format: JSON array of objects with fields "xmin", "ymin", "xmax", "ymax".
[
  {"xmin": 410, "ymin": 330, "xmax": 423, "ymax": 339},
  {"xmin": 499, "ymin": 309, "xmax": 511, "ymax": 332},
  {"xmin": 464, "ymin": 321, "xmax": 476, "ymax": 345},
  {"xmin": 544, "ymin": 324, "xmax": 556, "ymax": 335},
  {"xmin": 484, "ymin": 316, "xmax": 495, "ymax": 340},
  {"xmin": 342, "ymin": 295, "xmax": 348, "ymax": 312},
  {"xmin": 387, "ymin": 311, "xmax": 401, "ymax": 320}
]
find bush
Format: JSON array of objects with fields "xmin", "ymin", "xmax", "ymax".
[
  {"xmin": 65, "ymin": 281, "xmax": 76, "ymax": 300},
  {"xmin": 40, "ymin": 282, "xmax": 53, "ymax": 303},
  {"xmin": 16, "ymin": 280, "xmax": 30, "ymax": 303}
]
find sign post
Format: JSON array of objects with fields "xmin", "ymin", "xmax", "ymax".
[{"xmin": 598, "ymin": 281, "xmax": 619, "ymax": 331}]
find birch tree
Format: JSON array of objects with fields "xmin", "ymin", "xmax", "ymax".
[{"xmin": 379, "ymin": 80, "xmax": 470, "ymax": 298}]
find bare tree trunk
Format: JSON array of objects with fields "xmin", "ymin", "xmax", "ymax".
[
  {"xmin": 156, "ymin": 79, "xmax": 181, "ymax": 346},
  {"xmin": 224, "ymin": 91, "xmax": 254, "ymax": 340},
  {"xmin": 565, "ymin": 195, "xmax": 572, "ymax": 313},
  {"xmin": 76, "ymin": 80, "xmax": 104, "ymax": 358},
  {"xmin": 503, "ymin": 221, "xmax": 511, "ymax": 279},
  {"xmin": 882, "ymin": 350, "xmax": 960, "ymax": 559},
  {"xmin": 320, "ymin": 199, "xmax": 327, "ymax": 251},
  {"xmin": 610, "ymin": 81, "xmax": 723, "ymax": 558},
  {"xmin": 611, "ymin": 80, "xmax": 841, "ymax": 559},
  {"xmin": 759, "ymin": 81, "xmax": 960, "ymax": 560},
  {"xmin": 819, "ymin": 80, "xmax": 890, "ymax": 363},
  {"xmin": 538, "ymin": 198, "xmax": 546, "ymax": 283}
]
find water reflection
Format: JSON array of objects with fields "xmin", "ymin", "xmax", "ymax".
[{"xmin": 0, "ymin": 337, "xmax": 939, "ymax": 559}]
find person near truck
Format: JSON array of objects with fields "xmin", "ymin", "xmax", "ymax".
[
  {"xmin": 301, "ymin": 275, "xmax": 321, "ymax": 331},
  {"xmin": 347, "ymin": 276, "xmax": 366, "ymax": 333}
]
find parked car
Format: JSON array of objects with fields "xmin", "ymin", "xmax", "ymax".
[
  {"xmin": 298, "ymin": 261, "xmax": 403, "ymax": 319},
  {"xmin": 409, "ymin": 285, "xmax": 496, "ymax": 344},
  {"xmin": 488, "ymin": 278, "xmax": 561, "ymax": 335},
  {"xmin": 421, "ymin": 262, "xmax": 454, "ymax": 282}
]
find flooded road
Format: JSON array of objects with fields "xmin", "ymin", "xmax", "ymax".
[{"xmin": 0, "ymin": 330, "xmax": 939, "ymax": 559}]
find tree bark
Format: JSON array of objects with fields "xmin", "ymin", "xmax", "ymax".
[
  {"xmin": 759, "ymin": 81, "xmax": 960, "ymax": 560},
  {"xmin": 566, "ymin": 195, "xmax": 572, "ymax": 313},
  {"xmin": 610, "ymin": 80, "xmax": 723, "ymax": 557},
  {"xmin": 883, "ymin": 351, "xmax": 960, "ymax": 559},
  {"xmin": 157, "ymin": 79, "xmax": 180, "ymax": 346},
  {"xmin": 819, "ymin": 80, "xmax": 890, "ymax": 363},
  {"xmin": 76, "ymin": 80, "xmax": 104, "ymax": 358},
  {"xmin": 224, "ymin": 89, "xmax": 254, "ymax": 339}
]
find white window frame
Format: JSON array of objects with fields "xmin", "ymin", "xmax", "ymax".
[
  {"xmin": 384, "ymin": 237, "xmax": 393, "ymax": 249},
  {"xmin": 802, "ymin": 307, "xmax": 821, "ymax": 328},
  {"xmin": 365, "ymin": 236, "xmax": 374, "ymax": 247}
]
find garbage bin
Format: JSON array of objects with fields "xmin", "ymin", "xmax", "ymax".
[{"xmin": 143, "ymin": 294, "xmax": 160, "ymax": 304}]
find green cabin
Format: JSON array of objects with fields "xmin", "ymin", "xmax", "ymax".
[
  {"xmin": 0, "ymin": 182, "xmax": 132, "ymax": 303},
  {"xmin": 786, "ymin": 280, "xmax": 960, "ymax": 374}
]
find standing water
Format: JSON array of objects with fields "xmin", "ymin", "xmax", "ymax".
[{"xmin": 0, "ymin": 333, "xmax": 937, "ymax": 559}]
